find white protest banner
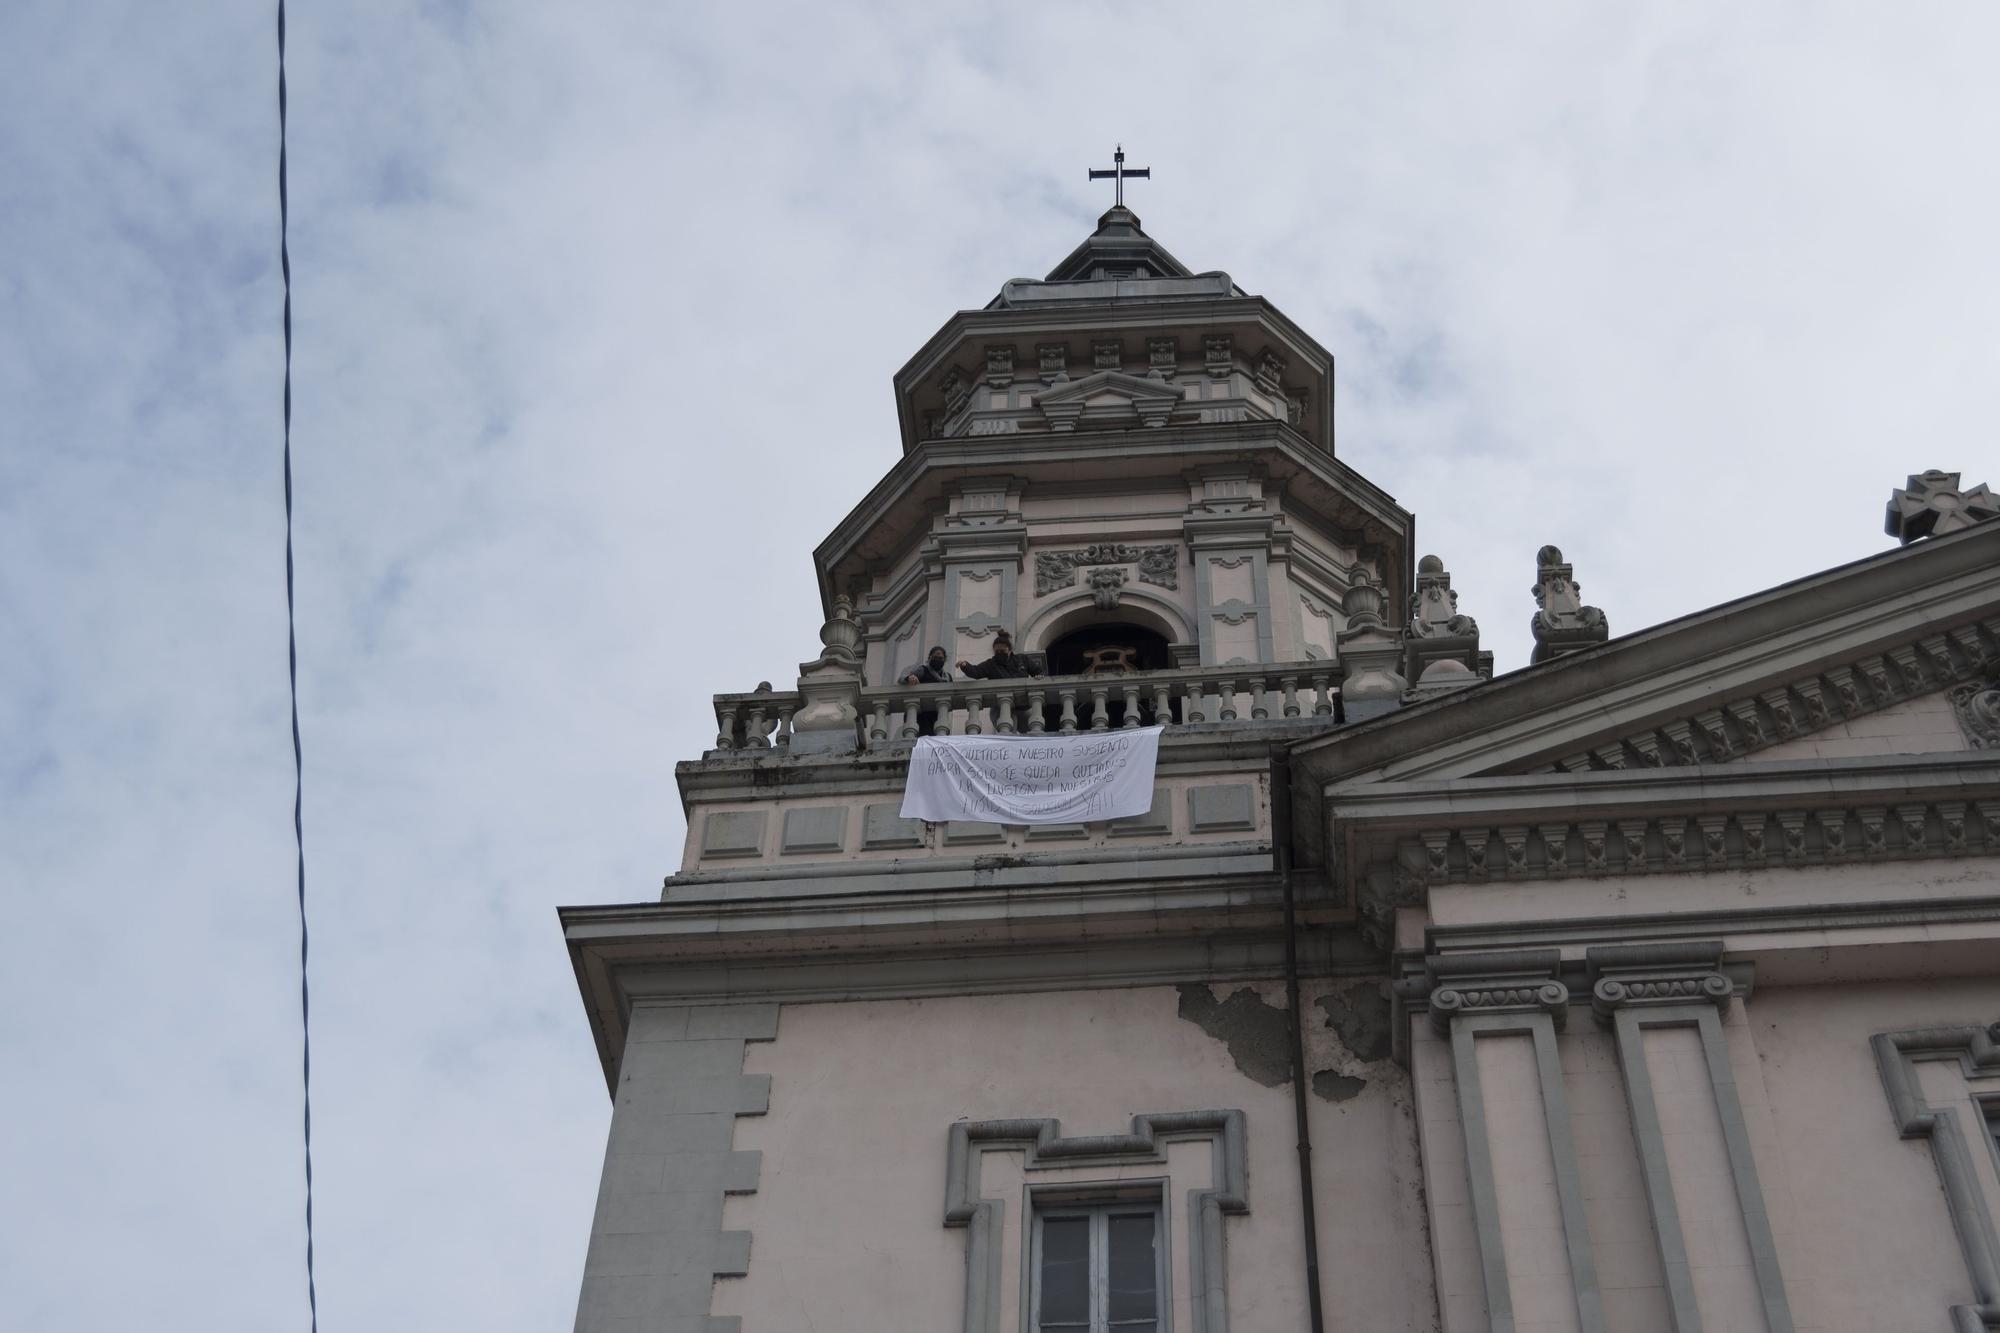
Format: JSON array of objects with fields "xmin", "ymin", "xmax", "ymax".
[{"xmin": 899, "ymin": 725, "xmax": 1163, "ymax": 825}]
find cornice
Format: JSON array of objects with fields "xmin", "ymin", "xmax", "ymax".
[
  {"xmin": 1333, "ymin": 751, "xmax": 2000, "ymax": 950},
  {"xmin": 812, "ymin": 422, "xmax": 1411, "ymax": 611},
  {"xmin": 561, "ymin": 892, "xmax": 1366, "ymax": 1084},
  {"xmin": 891, "ymin": 292, "xmax": 1339, "ymax": 453},
  {"xmin": 1294, "ymin": 518, "xmax": 2000, "ymax": 789}
]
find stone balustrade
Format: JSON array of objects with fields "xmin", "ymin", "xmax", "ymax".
[{"xmin": 708, "ymin": 661, "xmax": 1343, "ymax": 754}]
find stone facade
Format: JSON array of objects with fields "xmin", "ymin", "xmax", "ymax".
[{"xmin": 560, "ymin": 204, "xmax": 2000, "ymax": 1333}]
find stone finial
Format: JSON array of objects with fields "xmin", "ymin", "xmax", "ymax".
[
  {"xmin": 1529, "ymin": 545, "xmax": 1608, "ymax": 665},
  {"xmin": 793, "ymin": 594, "xmax": 864, "ymax": 755},
  {"xmin": 1341, "ymin": 568, "xmax": 1388, "ymax": 630},
  {"xmin": 1408, "ymin": 554, "xmax": 1478, "ymax": 640},
  {"xmin": 1404, "ymin": 554, "xmax": 1485, "ymax": 696},
  {"xmin": 816, "ymin": 593, "xmax": 862, "ymax": 664},
  {"xmin": 1885, "ymin": 470, "xmax": 1998, "ymax": 544},
  {"xmin": 1336, "ymin": 568, "xmax": 1407, "ymax": 719}
]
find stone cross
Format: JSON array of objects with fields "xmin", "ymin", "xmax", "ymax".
[
  {"xmin": 1088, "ymin": 144, "xmax": 1151, "ymax": 208},
  {"xmin": 1885, "ymin": 469, "xmax": 1998, "ymax": 543}
]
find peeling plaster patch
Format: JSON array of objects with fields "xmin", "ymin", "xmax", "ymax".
[
  {"xmin": 1312, "ymin": 1071, "xmax": 1367, "ymax": 1102},
  {"xmin": 1175, "ymin": 984, "xmax": 1292, "ymax": 1086},
  {"xmin": 1316, "ymin": 980, "xmax": 1392, "ymax": 1063}
]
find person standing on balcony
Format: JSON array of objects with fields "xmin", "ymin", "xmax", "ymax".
[
  {"xmin": 899, "ymin": 646, "xmax": 953, "ymax": 686},
  {"xmin": 958, "ymin": 632, "xmax": 1042, "ymax": 680}
]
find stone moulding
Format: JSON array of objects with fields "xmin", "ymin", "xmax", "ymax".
[
  {"xmin": 1388, "ymin": 797, "xmax": 1998, "ymax": 890},
  {"xmin": 1548, "ymin": 617, "xmax": 1999, "ymax": 774},
  {"xmin": 943, "ymin": 1110, "xmax": 1248, "ymax": 1333},
  {"xmin": 1872, "ymin": 1025, "xmax": 2000, "ymax": 1332},
  {"xmin": 1332, "ymin": 751, "xmax": 2000, "ymax": 951}
]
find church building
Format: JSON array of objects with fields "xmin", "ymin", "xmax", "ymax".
[{"xmin": 561, "ymin": 166, "xmax": 2000, "ymax": 1333}]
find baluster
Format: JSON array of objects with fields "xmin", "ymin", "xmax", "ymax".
[
  {"xmin": 774, "ymin": 703, "xmax": 795, "ymax": 748},
  {"xmin": 1150, "ymin": 680, "xmax": 1172, "ymax": 727},
  {"xmin": 1026, "ymin": 688, "xmax": 1048, "ymax": 734},
  {"xmin": 1219, "ymin": 675, "xmax": 1240, "ymax": 722},
  {"xmin": 1186, "ymin": 680, "xmax": 1208, "ymax": 724},
  {"xmin": 901, "ymin": 696, "xmax": 920, "ymax": 740},
  {"xmin": 715, "ymin": 703, "xmax": 738, "ymax": 751},
  {"xmin": 868, "ymin": 699, "xmax": 891, "ymax": 748},
  {"xmin": 1089, "ymin": 683, "xmax": 1111, "ymax": 731},
  {"xmin": 996, "ymin": 692, "xmax": 1018, "ymax": 735},
  {"xmin": 934, "ymin": 692, "xmax": 955, "ymax": 736},
  {"xmin": 1250, "ymin": 674, "xmax": 1270, "ymax": 720},
  {"xmin": 1058, "ymin": 687, "xmax": 1079, "ymax": 735},
  {"xmin": 1309, "ymin": 673, "xmax": 1333, "ymax": 716},
  {"xmin": 1120, "ymin": 681, "xmax": 1142, "ymax": 728},
  {"xmin": 743, "ymin": 700, "xmax": 770, "ymax": 748},
  {"xmin": 963, "ymin": 692, "xmax": 983, "ymax": 734},
  {"xmin": 1281, "ymin": 676, "xmax": 1301, "ymax": 718}
]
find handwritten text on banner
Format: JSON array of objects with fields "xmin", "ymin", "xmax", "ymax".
[{"xmin": 899, "ymin": 726, "xmax": 1163, "ymax": 825}]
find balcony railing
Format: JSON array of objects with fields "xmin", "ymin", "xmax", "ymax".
[{"xmin": 709, "ymin": 660, "xmax": 1343, "ymax": 753}]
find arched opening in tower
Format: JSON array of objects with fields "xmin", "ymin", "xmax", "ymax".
[{"xmin": 1043, "ymin": 621, "xmax": 1173, "ymax": 677}]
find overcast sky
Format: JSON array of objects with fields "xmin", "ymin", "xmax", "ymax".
[{"xmin": 4, "ymin": 3, "xmax": 1998, "ymax": 1329}]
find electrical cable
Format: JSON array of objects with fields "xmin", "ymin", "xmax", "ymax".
[{"xmin": 277, "ymin": 3, "xmax": 320, "ymax": 1328}]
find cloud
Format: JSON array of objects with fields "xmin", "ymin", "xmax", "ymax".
[{"xmin": 5, "ymin": 2, "xmax": 1999, "ymax": 1328}]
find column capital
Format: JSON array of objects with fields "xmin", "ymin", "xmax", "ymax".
[
  {"xmin": 1424, "ymin": 949, "xmax": 1569, "ymax": 1035},
  {"xmin": 1585, "ymin": 941, "xmax": 1750, "ymax": 1025}
]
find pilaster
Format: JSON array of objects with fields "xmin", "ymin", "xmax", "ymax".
[
  {"xmin": 1426, "ymin": 950, "xmax": 1605, "ymax": 1333},
  {"xmin": 574, "ymin": 1002, "xmax": 778, "ymax": 1333},
  {"xmin": 1587, "ymin": 943, "xmax": 1793, "ymax": 1333}
]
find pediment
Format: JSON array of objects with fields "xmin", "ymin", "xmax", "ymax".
[
  {"xmin": 1294, "ymin": 520, "xmax": 2000, "ymax": 792},
  {"xmin": 1033, "ymin": 369, "xmax": 1173, "ymax": 403}
]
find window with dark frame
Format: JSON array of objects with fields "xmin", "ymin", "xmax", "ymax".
[{"xmin": 1031, "ymin": 1199, "xmax": 1164, "ymax": 1333}]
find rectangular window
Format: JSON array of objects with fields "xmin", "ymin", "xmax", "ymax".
[{"xmin": 1031, "ymin": 1200, "xmax": 1163, "ymax": 1333}]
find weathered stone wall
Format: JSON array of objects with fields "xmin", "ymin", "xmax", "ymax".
[
  {"xmin": 706, "ymin": 983, "xmax": 1435, "ymax": 1333},
  {"xmin": 682, "ymin": 768, "xmax": 1270, "ymax": 872},
  {"xmin": 1745, "ymin": 977, "xmax": 2000, "ymax": 1333}
]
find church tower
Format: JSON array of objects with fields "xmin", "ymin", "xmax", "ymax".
[{"xmin": 562, "ymin": 169, "xmax": 2000, "ymax": 1333}]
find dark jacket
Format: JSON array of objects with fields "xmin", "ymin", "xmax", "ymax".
[
  {"xmin": 898, "ymin": 661, "xmax": 953, "ymax": 684},
  {"xmin": 961, "ymin": 652, "xmax": 1041, "ymax": 681}
]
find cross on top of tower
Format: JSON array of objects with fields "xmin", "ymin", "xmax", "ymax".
[{"xmin": 1088, "ymin": 144, "xmax": 1151, "ymax": 208}]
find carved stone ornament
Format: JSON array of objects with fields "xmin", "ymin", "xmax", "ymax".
[
  {"xmin": 1951, "ymin": 678, "xmax": 2000, "ymax": 748},
  {"xmin": 1529, "ymin": 544, "xmax": 1609, "ymax": 664},
  {"xmin": 983, "ymin": 345, "xmax": 1014, "ymax": 389},
  {"xmin": 1034, "ymin": 543, "xmax": 1179, "ymax": 596},
  {"xmin": 1203, "ymin": 334, "xmax": 1232, "ymax": 378},
  {"xmin": 1037, "ymin": 343, "xmax": 1068, "ymax": 385},
  {"xmin": 939, "ymin": 367, "xmax": 970, "ymax": 418},
  {"xmin": 1884, "ymin": 469, "xmax": 1998, "ymax": 544},
  {"xmin": 1254, "ymin": 349, "xmax": 1285, "ymax": 395},
  {"xmin": 1087, "ymin": 566, "xmax": 1126, "ymax": 611},
  {"xmin": 1147, "ymin": 337, "xmax": 1177, "ymax": 380},
  {"xmin": 1092, "ymin": 340, "xmax": 1121, "ymax": 371},
  {"xmin": 1407, "ymin": 554, "xmax": 1478, "ymax": 640}
]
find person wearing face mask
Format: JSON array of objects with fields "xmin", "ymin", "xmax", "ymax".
[
  {"xmin": 899, "ymin": 645, "xmax": 953, "ymax": 685},
  {"xmin": 958, "ymin": 632, "xmax": 1042, "ymax": 680}
]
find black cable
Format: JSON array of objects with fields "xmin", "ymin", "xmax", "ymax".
[{"xmin": 277, "ymin": 3, "xmax": 320, "ymax": 1328}]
